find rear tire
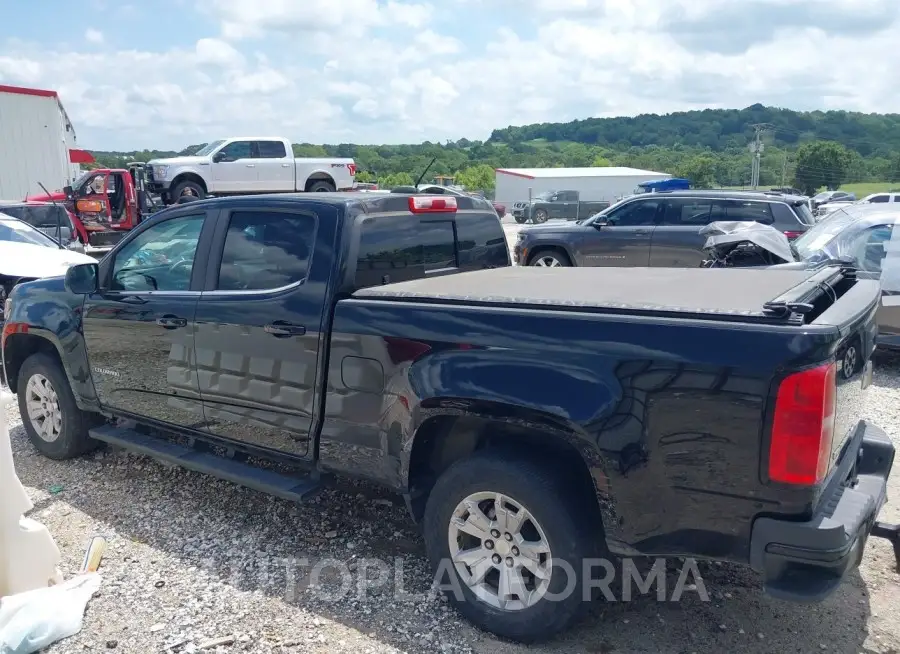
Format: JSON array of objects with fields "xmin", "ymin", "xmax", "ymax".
[
  {"xmin": 533, "ymin": 209, "xmax": 549, "ymax": 224},
  {"xmin": 307, "ymin": 180, "xmax": 336, "ymax": 193},
  {"xmin": 423, "ymin": 452, "xmax": 600, "ymax": 642},
  {"xmin": 528, "ymin": 249, "xmax": 571, "ymax": 267},
  {"xmin": 16, "ymin": 353, "xmax": 101, "ymax": 460}
]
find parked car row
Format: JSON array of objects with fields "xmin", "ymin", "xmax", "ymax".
[
  {"xmin": 514, "ymin": 190, "xmax": 815, "ymax": 268},
  {"xmin": 1, "ymin": 187, "xmax": 898, "ymax": 643}
]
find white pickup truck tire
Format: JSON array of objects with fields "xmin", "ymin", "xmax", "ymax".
[
  {"xmin": 171, "ymin": 180, "xmax": 206, "ymax": 202},
  {"xmin": 307, "ymin": 180, "xmax": 336, "ymax": 193}
]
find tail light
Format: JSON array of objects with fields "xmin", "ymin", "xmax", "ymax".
[
  {"xmin": 408, "ymin": 196, "xmax": 457, "ymax": 214},
  {"xmin": 769, "ymin": 362, "xmax": 836, "ymax": 485},
  {"xmin": 783, "ymin": 230, "xmax": 803, "ymax": 240},
  {"xmin": 348, "ymin": 163, "xmax": 357, "ymax": 177}
]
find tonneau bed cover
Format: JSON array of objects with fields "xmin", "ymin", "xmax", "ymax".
[{"xmin": 353, "ymin": 266, "xmax": 858, "ymax": 325}]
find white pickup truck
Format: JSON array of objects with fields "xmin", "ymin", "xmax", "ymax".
[{"xmin": 146, "ymin": 136, "xmax": 356, "ymax": 203}]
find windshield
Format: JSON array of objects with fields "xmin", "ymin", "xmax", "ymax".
[
  {"xmin": 813, "ymin": 192, "xmax": 833, "ymax": 202},
  {"xmin": 0, "ymin": 215, "xmax": 60, "ymax": 248},
  {"xmin": 532, "ymin": 191, "xmax": 554, "ymax": 201},
  {"xmin": 793, "ymin": 209, "xmax": 859, "ymax": 260},
  {"xmin": 71, "ymin": 170, "xmax": 92, "ymax": 191},
  {"xmin": 193, "ymin": 140, "xmax": 226, "ymax": 156}
]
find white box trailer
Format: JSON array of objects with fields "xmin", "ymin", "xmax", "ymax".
[
  {"xmin": 495, "ymin": 167, "xmax": 671, "ymax": 207},
  {"xmin": 0, "ymin": 84, "xmax": 92, "ymax": 200}
]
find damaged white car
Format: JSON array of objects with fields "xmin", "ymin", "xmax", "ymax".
[{"xmin": 0, "ymin": 213, "xmax": 96, "ymax": 323}]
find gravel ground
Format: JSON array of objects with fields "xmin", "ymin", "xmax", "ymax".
[{"xmin": 4, "ymin": 337, "xmax": 900, "ymax": 653}]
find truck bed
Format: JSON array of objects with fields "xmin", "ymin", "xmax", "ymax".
[{"xmin": 353, "ymin": 266, "xmax": 834, "ymax": 324}]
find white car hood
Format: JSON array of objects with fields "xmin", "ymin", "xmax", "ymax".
[
  {"xmin": 0, "ymin": 242, "xmax": 95, "ymax": 279},
  {"xmin": 147, "ymin": 155, "xmax": 208, "ymax": 166}
]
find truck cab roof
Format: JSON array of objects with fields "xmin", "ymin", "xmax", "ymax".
[{"xmin": 154, "ymin": 191, "xmax": 498, "ymax": 216}]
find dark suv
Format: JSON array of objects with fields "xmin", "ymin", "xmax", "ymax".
[{"xmin": 514, "ymin": 190, "xmax": 815, "ymax": 268}]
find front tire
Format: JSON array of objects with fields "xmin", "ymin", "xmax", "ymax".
[
  {"xmin": 423, "ymin": 452, "xmax": 599, "ymax": 642},
  {"xmin": 16, "ymin": 353, "xmax": 101, "ymax": 460},
  {"xmin": 528, "ymin": 249, "xmax": 571, "ymax": 267},
  {"xmin": 514, "ymin": 215, "xmax": 527, "ymax": 224},
  {"xmin": 170, "ymin": 180, "xmax": 206, "ymax": 201}
]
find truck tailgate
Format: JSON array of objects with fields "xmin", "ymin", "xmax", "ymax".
[{"xmin": 810, "ymin": 275, "xmax": 880, "ymax": 477}]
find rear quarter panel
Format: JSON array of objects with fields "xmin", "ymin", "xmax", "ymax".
[{"xmin": 323, "ymin": 298, "xmax": 839, "ymax": 560}]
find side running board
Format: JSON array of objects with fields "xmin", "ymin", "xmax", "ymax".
[{"xmin": 88, "ymin": 424, "xmax": 321, "ymax": 503}]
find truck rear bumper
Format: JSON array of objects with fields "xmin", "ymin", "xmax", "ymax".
[{"xmin": 749, "ymin": 421, "xmax": 895, "ymax": 602}]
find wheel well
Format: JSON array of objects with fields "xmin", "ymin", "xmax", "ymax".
[
  {"xmin": 305, "ymin": 173, "xmax": 335, "ymax": 191},
  {"xmin": 3, "ymin": 334, "xmax": 60, "ymax": 391},
  {"xmin": 171, "ymin": 173, "xmax": 208, "ymax": 193},
  {"xmin": 407, "ymin": 415, "xmax": 601, "ymax": 524},
  {"xmin": 527, "ymin": 246, "xmax": 572, "ymax": 266}
]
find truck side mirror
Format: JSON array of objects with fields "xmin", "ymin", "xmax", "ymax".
[
  {"xmin": 65, "ymin": 263, "xmax": 99, "ymax": 295},
  {"xmin": 212, "ymin": 152, "xmax": 227, "ymax": 163},
  {"xmin": 63, "ymin": 185, "xmax": 73, "ymax": 199}
]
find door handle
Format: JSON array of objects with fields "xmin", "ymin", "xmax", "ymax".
[
  {"xmin": 265, "ymin": 322, "xmax": 306, "ymax": 337},
  {"xmin": 246, "ymin": 164, "xmax": 256, "ymax": 168},
  {"xmin": 281, "ymin": 163, "xmax": 291, "ymax": 167},
  {"xmin": 156, "ymin": 315, "xmax": 187, "ymax": 329},
  {"xmin": 635, "ymin": 229, "xmax": 652, "ymax": 235}
]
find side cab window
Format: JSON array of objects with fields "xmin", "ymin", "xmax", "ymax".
[
  {"xmin": 109, "ymin": 215, "xmax": 205, "ymax": 292},
  {"xmin": 606, "ymin": 199, "xmax": 660, "ymax": 226},
  {"xmin": 214, "ymin": 141, "xmax": 254, "ymax": 163},
  {"xmin": 850, "ymin": 224, "xmax": 893, "ymax": 273}
]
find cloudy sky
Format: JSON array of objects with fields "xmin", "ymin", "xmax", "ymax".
[{"xmin": 1, "ymin": 0, "xmax": 897, "ymax": 151}]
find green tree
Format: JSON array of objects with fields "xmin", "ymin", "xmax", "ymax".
[
  {"xmin": 676, "ymin": 154, "xmax": 717, "ymax": 188},
  {"xmin": 380, "ymin": 172, "xmax": 414, "ymax": 188},
  {"xmin": 592, "ymin": 154, "xmax": 612, "ymax": 167},
  {"xmin": 455, "ymin": 164, "xmax": 496, "ymax": 192},
  {"xmin": 793, "ymin": 141, "xmax": 853, "ymax": 195},
  {"xmin": 355, "ymin": 170, "xmax": 375, "ymax": 183}
]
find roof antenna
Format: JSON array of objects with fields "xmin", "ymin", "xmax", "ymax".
[
  {"xmin": 414, "ymin": 157, "xmax": 437, "ymax": 188},
  {"xmin": 37, "ymin": 181, "xmax": 65, "ymax": 248}
]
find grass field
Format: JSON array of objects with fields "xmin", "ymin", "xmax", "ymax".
[
  {"xmin": 833, "ymin": 181, "xmax": 900, "ymax": 197},
  {"xmin": 722, "ymin": 181, "xmax": 900, "ymax": 196}
]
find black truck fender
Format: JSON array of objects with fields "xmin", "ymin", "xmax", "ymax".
[
  {"xmin": 401, "ymin": 398, "xmax": 614, "ymax": 544},
  {"xmin": 2, "ymin": 278, "xmax": 100, "ymax": 412}
]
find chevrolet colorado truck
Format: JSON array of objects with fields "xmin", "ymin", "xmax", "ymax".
[
  {"xmin": 3, "ymin": 192, "xmax": 899, "ymax": 642},
  {"xmin": 146, "ymin": 137, "xmax": 356, "ymax": 203}
]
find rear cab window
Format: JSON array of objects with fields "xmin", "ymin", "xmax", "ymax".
[
  {"xmin": 216, "ymin": 210, "xmax": 316, "ymax": 291},
  {"xmin": 354, "ymin": 209, "xmax": 509, "ymax": 290}
]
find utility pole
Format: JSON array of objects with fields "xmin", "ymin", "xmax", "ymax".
[
  {"xmin": 749, "ymin": 123, "xmax": 774, "ymax": 189},
  {"xmin": 780, "ymin": 153, "xmax": 788, "ymax": 188}
]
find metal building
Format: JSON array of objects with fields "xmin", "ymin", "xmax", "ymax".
[
  {"xmin": 0, "ymin": 84, "xmax": 94, "ymax": 200},
  {"xmin": 495, "ymin": 167, "xmax": 671, "ymax": 207}
]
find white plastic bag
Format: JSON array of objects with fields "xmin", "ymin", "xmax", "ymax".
[{"xmin": 0, "ymin": 573, "xmax": 102, "ymax": 654}]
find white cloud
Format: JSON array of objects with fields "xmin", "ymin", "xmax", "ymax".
[
  {"xmin": 2, "ymin": 0, "xmax": 899, "ymax": 150},
  {"xmin": 194, "ymin": 37, "xmax": 244, "ymax": 67},
  {"xmin": 84, "ymin": 29, "xmax": 104, "ymax": 44}
]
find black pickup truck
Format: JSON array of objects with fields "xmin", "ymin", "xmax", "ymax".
[
  {"xmin": 3, "ymin": 193, "xmax": 898, "ymax": 642},
  {"xmin": 512, "ymin": 190, "xmax": 611, "ymax": 224}
]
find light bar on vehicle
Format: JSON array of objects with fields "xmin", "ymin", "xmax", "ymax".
[{"xmin": 408, "ymin": 195, "xmax": 457, "ymax": 214}]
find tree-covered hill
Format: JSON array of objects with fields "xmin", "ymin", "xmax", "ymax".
[
  {"xmin": 87, "ymin": 106, "xmax": 900, "ymax": 193},
  {"xmin": 489, "ymin": 104, "xmax": 900, "ymax": 158}
]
